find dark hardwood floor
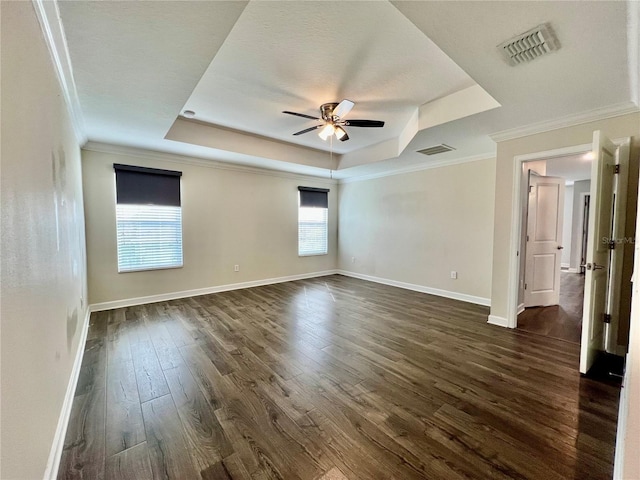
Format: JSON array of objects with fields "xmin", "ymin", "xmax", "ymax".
[
  {"xmin": 58, "ymin": 275, "xmax": 619, "ymax": 480},
  {"xmin": 517, "ymin": 271, "xmax": 585, "ymax": 344}
]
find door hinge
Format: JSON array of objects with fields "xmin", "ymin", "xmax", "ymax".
[
  {"xmin": 526, "ymin": 235, "xmax": 530, "ymax": 242},
  {"xmin": 614, "ymin": 164, "xmax": 620, "ymax": 174},
  {"xmin": 603, "ymin": 313, "xmax": 612, "ymax": 324},
  {"xmin": 609, "ymin": 240, "xmax": 616, "ymax": 250},
  {"xmin": 524, "ymin": 283, "xmax": 527, "ymax": 290}
]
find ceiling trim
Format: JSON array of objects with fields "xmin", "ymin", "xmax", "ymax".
[
  {"xmin": 338, "ymin": 152, "xmax": 495, "ymax": 184},
  {"xmin": 32, "ymin": 0, "xmax": 87, "ymax": 144},
  {"xmin": 83, "ymin": 142, "xmax": 338, "ymax": 186},
  {"xmin": 490, "ymin": 101, "xmax": 639, "ymax": 143}
]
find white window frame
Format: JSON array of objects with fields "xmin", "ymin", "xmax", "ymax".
[{"xmin": 298, "ymin": 195, "xmax": 328, "ymax": 257}]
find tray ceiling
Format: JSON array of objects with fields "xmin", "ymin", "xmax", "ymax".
[{"xmin": 57, "ymin": 0, "xmax": 638, "ymax": 178}]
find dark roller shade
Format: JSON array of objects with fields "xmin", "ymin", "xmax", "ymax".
[
  {"xmin": 114, "ymin": 164, "xmax": 182, "ymax": 206},
  {"xmin": 298, "ymin": 186, "xmax": 329, "ymax": 208}
]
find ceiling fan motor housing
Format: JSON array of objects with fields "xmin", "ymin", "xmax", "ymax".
[{"xmin": 320, "ymin": 103, "xmax": 340, "ymax": 122}]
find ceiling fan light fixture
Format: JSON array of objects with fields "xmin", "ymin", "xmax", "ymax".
[
  {"xmin": 318, "ymin": 124, "xmax": 335, "ymax": 140},
  {"xmin": 285, "ymin": 100, "xmax": 384, "ymax": 142},
  {"xmin": 334, "ymin": 126, "xmax": 348, "ymax": 141}
]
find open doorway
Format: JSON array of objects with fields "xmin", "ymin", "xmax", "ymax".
[
  {"xmin": 507, "ymin": 134, "xmax": 632, "ymax": 375},
  {"xmin": 517, "ymin": 154, "xmax": 592, "ymax": 344}
]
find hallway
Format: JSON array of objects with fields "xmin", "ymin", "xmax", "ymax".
[{"xmin": 517, "ymin": 272, "xmax": 585, "ymax": 344}]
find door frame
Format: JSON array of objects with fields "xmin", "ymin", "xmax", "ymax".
[
  {"xmin": 570, "ymin": 191, "xmax": 590, "ymax": 274},
  {"xmin": 505, "ymin": 138, "xmax": 628, "ymax": 329},
  {"xmin": 506, "ymin": 143, "xmax": 591, "ymax": 328},
  {"xmin": 608, "ymin": 140, "xmax": 630, "ymax": 355}
]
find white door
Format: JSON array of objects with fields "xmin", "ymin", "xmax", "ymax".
[
  {"xmin": 524, "ymin": 175, "xmax": 565, "ymax": 307},
  {"xmin": 580, "ymin": 131, "xmax": 617, "ymax": 374}
]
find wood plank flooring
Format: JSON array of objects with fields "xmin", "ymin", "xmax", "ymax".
[
  {"xmin": 518, "ymin": 271, "xmax": 585, "ymax": 343},
  {"xmin": 58, "ymin": 275, "xmax": 620, "ymax": 480}
]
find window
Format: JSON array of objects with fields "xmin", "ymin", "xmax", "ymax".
[
  {"xmin": 114, "ymin": 164, "xmax": 183, "ymax": 272},
  {"xmin": 298, "ymin": 186, "xmax": 329, "ymax": 256}
]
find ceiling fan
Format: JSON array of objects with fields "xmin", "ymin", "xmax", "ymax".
[{"xmin": 283, "ymin": 100, "xmax": 384, "ymax": 142}]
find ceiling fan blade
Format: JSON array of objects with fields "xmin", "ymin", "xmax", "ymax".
[
  {"xmin": 343, "ymin": 120, "xmax": 385, "ymax": 128},
  {"xmin": 293, "ymin": 125, "xmax": 323, "ymax": 136},
  {"xmin": 332, "ymin": 99, "xmax": 355, "ymax": 119},
  {"xmin": 283, "ymin": 111, "xmax": 320, "ymax": 120}
]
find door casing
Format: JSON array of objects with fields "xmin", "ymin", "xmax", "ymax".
[{"xmin": 500, "ymin": 138, "xmax": 629, "ymax": 332}]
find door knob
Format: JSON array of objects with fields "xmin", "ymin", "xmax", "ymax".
[
  {"xmin": 585, "ymin": 262, "xmax": 605, "ymax": 270},
  {"xmin": 557, "ymin": 246, "xmax": 564, "ymax": 250}
]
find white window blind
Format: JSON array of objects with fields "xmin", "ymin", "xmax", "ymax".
[
  {"xmin": 116, "ymin": 204, "xmax": 183, "ymax": 272},
  {"xmin": 298, "ymin": 206, "xmax": 328, "ymax": 256}
]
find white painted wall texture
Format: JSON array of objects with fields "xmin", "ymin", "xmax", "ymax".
[
  {"xmin": 337, "ymin": 158, "xmax": 496, "ymax": 303},
  {"xmin": 82, "ymin": 149, "xmax": 338, "ymax": 305},
  {"xmin": 618, "ymin": 172, "xmax": 640, "ymax": 479},
  {"xmin": 1, "ymin": 3, "xmax": 88, "ymax": 478}
]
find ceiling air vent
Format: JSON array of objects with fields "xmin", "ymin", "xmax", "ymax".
[
  {"xmin": 417, "ymin": 144, "xmax": 456, "ymax": 156},
  {"xmin": 498, "ymin": 23, "xmax": 559, "ymax": 66}
]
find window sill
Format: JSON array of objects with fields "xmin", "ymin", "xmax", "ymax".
[
  {"xmin": 298, "ymin": 253, "xmax": 328, "ymax": 257},
  {"xmin": 118, "ymin": 264, "xmax": 183, "ymax": 274}
]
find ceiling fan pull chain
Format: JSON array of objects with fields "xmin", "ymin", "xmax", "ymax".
[{"xmin": 330, "ymin": 136, "xmax": 334, "ymax": 179}]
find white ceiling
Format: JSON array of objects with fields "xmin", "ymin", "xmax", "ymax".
[
  {"xmin": 546, "ymin": 154, "xmax": 593, "ymax": 183},
  {"xmin": 57, "ymin": 0, "xmax": 639, "ymax": 179},
  {"xmin": 182, "ymin": 1, "xmax": 476, "ymax": 154}
]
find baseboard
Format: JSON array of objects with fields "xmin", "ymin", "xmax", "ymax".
[
  {"xmin": 44, "ymin": 307, "xmax": 92, "ymax": 480},
  {"xmin": 336, "ymin": 270, "xmax": 490, "ymax": 306},
  {"xmin": 613, "ymin": 354, "xmax": 629, "ymax": 480},
  {"xmin": 487, "ymin": 314, "xmax": 511, "ymax": 328},
  {"xmin": 568, "ymin": 268, "xmax": 580, "ymax": 274},
  {"xmin": 517, "ymin": 303, "xmax": 525, "ymax": 315},
  {"xmin": 90, "ymin": 270, "xmax": 339, "ymax": 312},
  {"xmin": 561, "ymin": 263, "xmax": 570, "ymax": 269}
]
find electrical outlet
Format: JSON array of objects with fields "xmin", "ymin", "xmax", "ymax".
[
  {"xmin": 234, "ymin": 265, "xmax": 239, "ymax": 272},
  {"xmin": 451, "ymin": 271, "xmax": 457, "ymax": 279}
]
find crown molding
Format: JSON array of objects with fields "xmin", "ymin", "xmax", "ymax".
[
  {"xmin": 490, "ymin": 102, "xmax": 639, "ymax": 143},
  {"xmin": 338, "ymin": 152, "xmax": 495, "ymax": 184},
  {"xmin": 83, "ymin": 141, "xmax": 339, "ymax": 185},
  {"xmin": 32, "ymin": 0, "xmax": 87, "ymax": 144}
]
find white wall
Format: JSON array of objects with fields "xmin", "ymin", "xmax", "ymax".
[
  {"xmin": 616, "ymin": 167, "xmax": 640, "ymax": 479},
  {"xmin": 562, "ymin": 184, "xmax": 574, "ymax": 266},
  {"xmin": 1, "ymin": 3, "xmax": 88, "ymax": 479},
  {"xmin": 82, "ymin": 148, "xmax": 337, "ymax": 306},
  {"xmin": 338, "ymin": 158, "xmax": 496, "ymax": 303}
]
